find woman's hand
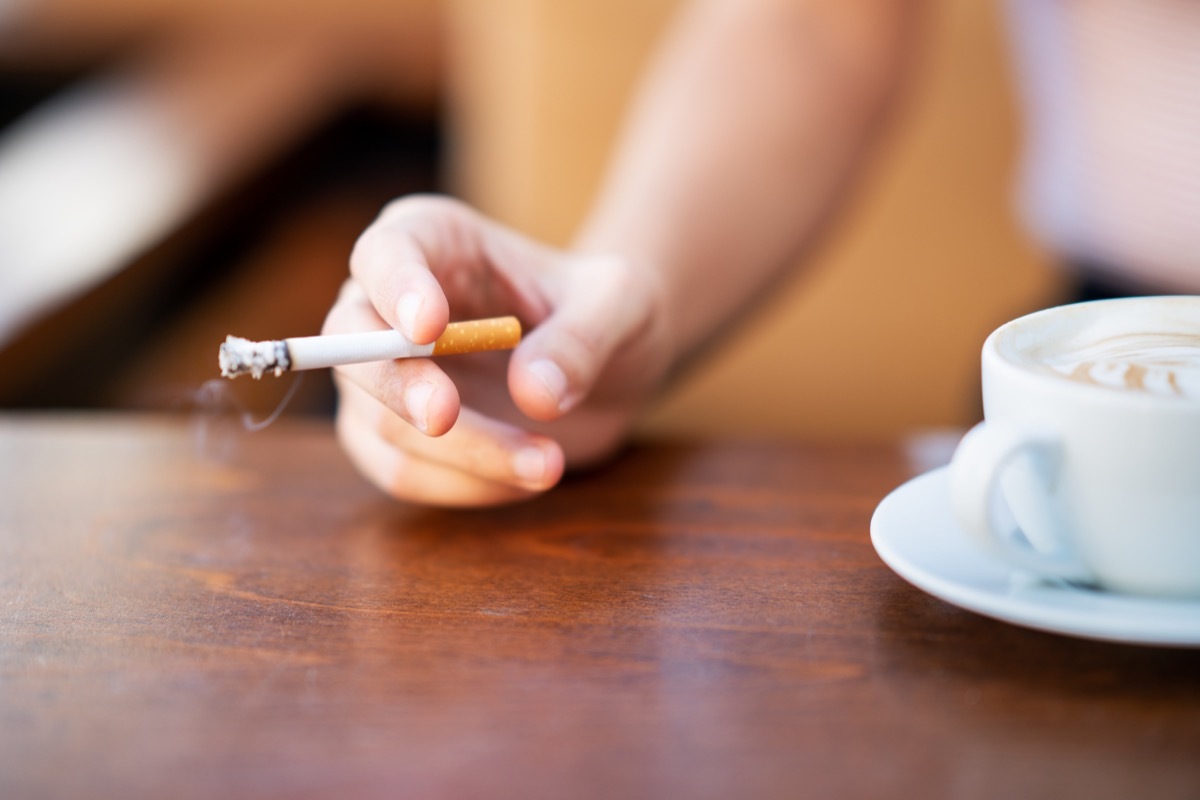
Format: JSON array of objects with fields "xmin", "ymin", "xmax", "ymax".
[{"xmin": 322, "ymin": 194, "xmax": 673, "ymax": 507}]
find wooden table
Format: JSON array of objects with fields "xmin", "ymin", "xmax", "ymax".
[{"xmin": 2, "ymin": 414, "xmax": 1198, "ymax": 799}]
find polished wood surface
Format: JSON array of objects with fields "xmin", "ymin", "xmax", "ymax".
[{"xmin": 2, "ymin": 414, "xmax": 1198, "ymax": 800}]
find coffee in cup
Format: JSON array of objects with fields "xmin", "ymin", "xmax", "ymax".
[{"xmin": 949, "ymin": 296, "xmax": 1200, "ymax": 597}]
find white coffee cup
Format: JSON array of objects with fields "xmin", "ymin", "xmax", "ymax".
[{"xmin": 949, "ymin": 296, "xmax": 1200, "ymax": 597}]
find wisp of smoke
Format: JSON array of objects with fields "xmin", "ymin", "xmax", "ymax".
[{"xmin": 191, "ymin": 373, "xmax": 304, "ymax": 461}]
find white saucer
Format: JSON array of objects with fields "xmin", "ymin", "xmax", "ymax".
[{"xmin": 870, "ymin": 467, "xmax": 1200, "ymax": 647}]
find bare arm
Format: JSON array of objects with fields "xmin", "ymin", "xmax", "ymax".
[{"xmin": 576, "ymin": 0, "xmax": 924, "ymax": 368}]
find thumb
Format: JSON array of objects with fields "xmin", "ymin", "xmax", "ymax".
[{"xmin": 508, "ymin": 255, "xmax": 661, "ymax": 421}]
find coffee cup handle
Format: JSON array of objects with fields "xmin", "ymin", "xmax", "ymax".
[{"xmin": 949, "ymin": 422, "xmax": 1095, "ymax": 583}]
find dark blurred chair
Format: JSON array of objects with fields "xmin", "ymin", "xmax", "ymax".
[{"xmin": 0, "ymin": 0, "xmax": 443, "ymax": 417}]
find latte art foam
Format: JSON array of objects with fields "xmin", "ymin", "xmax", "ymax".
[{"xmin": 1036, "ymin": 333, "xmax": 1200, "ymax": 399}]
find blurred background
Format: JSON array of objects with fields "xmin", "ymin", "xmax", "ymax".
[{"xmin": 0, "ymin": 0, "xmax": 1062, "ymax": 440}]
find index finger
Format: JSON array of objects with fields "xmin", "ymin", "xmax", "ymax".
[{"xmin": 350, "ymin": 195, "xmax": 460, "ymax": 343}]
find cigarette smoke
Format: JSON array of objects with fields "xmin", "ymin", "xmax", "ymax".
[{"xmin": 191, "ymin": 373, "xmax": 304, "ymax": 460}]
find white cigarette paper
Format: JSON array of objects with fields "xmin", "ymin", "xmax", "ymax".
[{"xmin": 219, "ymin": 316, "xmax": 522, "ymax": 379}]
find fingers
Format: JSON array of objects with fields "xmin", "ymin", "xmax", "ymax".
[
  {"xmin": 327, "ymin": 276, "xmax": 567, "ymax": 506},
  {"xmin": 349, "ymin": 195, "xmax": 558, "ymax": 342},
  {"xmin": 350, "ymin": 196, "xmax": 456, "ymax": 345},
  {"xmin": 509, "ymin": 254, "xmax": 666, "ymax": 421},
  {"xmin": 324, "ymin": 279, "xmax": 461, "ymax": 436},
  {"xmin": 335, "ymin": 378, "xmax": 565, "ymax": 507},
  {"xmin": 349, "ymin": 195, "xmax": 463, "ymax": 343}
]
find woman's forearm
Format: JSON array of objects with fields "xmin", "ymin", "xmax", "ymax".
[{"xmin": 573, "ymin": 0, "xmax": 923, "ymax": 369}]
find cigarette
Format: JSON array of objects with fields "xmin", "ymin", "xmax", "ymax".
[{"xmin": 218, "ymin": 316, "xmax": 522, "ymax": 379}]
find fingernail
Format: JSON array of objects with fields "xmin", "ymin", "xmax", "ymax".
[
  {"xmin": 512, "ymin": 446, "xmax": 547, "ymax": 483},
  {"xmin": 528, "ymin": 359, "xmax": 571, "ymax": 412},
  {"xmin": 398, "ymin": 292, "xmax": 423, "ymax": 339},
  {"xmin": 405, "ymin": 381, "xmax": 434, "ymax": 433}
]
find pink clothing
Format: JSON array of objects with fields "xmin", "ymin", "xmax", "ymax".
[{"xmin": 1004, "ymin": 0, "xmax": 1200, "ymax": 290}]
